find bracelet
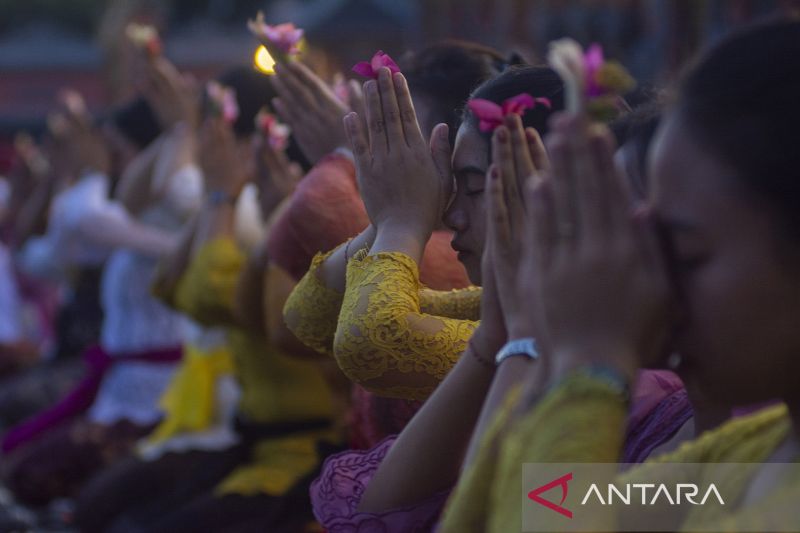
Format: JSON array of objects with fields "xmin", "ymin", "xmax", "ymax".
[
  {"xmin": 467, "ymin": 339, "xmax": 495, "ymax": 370},
  {"xmin": 207, "ymin": 189, "xmax": 237, "ymax": 206}
]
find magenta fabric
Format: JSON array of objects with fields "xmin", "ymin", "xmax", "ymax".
[
  {"xmin": 1, "ymin": 344, "xmax": 182, "ymax": 453},
  {"xmin": 310, "ymin": 435, "xmax": 450, "ymax": 533},
  {"xmin": 347, "ymin": 386, "xmax": 422, "ymax": 450}
]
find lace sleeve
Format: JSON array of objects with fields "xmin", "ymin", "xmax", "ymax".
[
  {"xmin": 282, "ymin": 250, "xmax": 344, "ymax": 357},
  {"xmin": 174, "ymin": 238, "xmax": 244, "ymax": 328},
  {"xmin": 333, "ymin": 251, "xmax": 479, "ymax": 401},
  {"xmin": 419, "ymin": 286, "xmax": 482, "ymax": 320}
]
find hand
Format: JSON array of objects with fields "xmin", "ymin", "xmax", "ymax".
[
  {"xmin": 270, "ymin": 62, "xmax": 351, "ymax": 164},
  {"xmin": 527, "ymin": 115, "xmax": 671, "ymax": 379},
  {"xmin": 470, "ymin": 240, "xmax": 508, "ymax": 366},
  {"xmin": 486, "ymin": 114, "xmax": 550, "ymax": 341},
  {"xmin": 58, "ymin": 91, "xmax": 111, "ymax": 176},
  {"xmin": 344, "ymin": 68, "xmax": 452, "ymax": 243},
  {"xmin": 198, "ymin": 117, "xmax": 250, "ymax": 199},
  {"xmin": 252, "ymin": 134, "xmax": 303, "ymax": 209},
  {"xmin": 142, "ymin": 57, "xmax": 200, "ymax": 130}
]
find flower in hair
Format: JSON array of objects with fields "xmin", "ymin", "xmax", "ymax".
[
  {"xmin": 256, "ymin": 109, "xmax": 291, "ymax": 150},
  {"xmin": 548, "ymin": 39, "xmax": 635, "ymax": 121},
  {"xmin": 206, "ymin": 81, "xmax": 240, "ymax": 124},
  {"xmin": 126, "ymin": 22, "xmax": 162, "ymax": 58},
  {"xmin": 467, "ymin": 93, "xmax": 552, "ymax": 133},
  {"xmin": 352, "ymin": 50, "xmax": 401, "ymax": 79},
  {"xmin": 248, "ymin": 12, "xmax": 304, "ymax": 60}
]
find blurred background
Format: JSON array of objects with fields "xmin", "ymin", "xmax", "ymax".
[{"xmin": 1, "ymin": 0, "xmax": 799, "ymax": 172}]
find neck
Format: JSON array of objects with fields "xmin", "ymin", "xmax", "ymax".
[{"xmin": 683, "ymin": 379, "xmax": 732, "ymax": 435}]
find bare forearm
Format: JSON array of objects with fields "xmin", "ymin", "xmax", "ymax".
[
  {"xmin": 153, "ymin": 216, "xmax": 199, "ymax": 304},
  {"xmin": 357, "ymin": 342, "xmax": 495, "ymax": 513},
  {"xmin": 12, "ymin": 178, "xmax": 57, "ymax": 246},
  {"xmin": 192, "ymin": 202, "xmax": 237, "ymax": 255},
  {"xmin": 114, "ymin": 136, "xmax": 163, "ymax": 214}
]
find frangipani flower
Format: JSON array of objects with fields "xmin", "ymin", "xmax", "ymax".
[
  {"xmin": 126, "ymin": 22, "xmax": 162, "ymax": 58},
  {"xmin": 248, "ymin": 12, "xmax": 303, "ymax": 60},
  {"xmin": 206, "ymin": 81, "xmax": 240, "ymax": 124},
  {"xmin": 352, "ymin": 50, "xmax": 401, "ymax": 79},
  {"xmin": 547, "ymin": 38, "xmax": 635, "ymax": 121},
  {"xmin": 256, "ymin": 109, "xmax": 291, "ymax": 150},
  {"xmin": 467, "ymin": 93, "xmax": 552, "ymax": 133}
]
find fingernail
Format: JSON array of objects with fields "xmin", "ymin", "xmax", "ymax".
[{"xmin": 497, "ymin": 128, "xmax": 508, "ymax": 142}]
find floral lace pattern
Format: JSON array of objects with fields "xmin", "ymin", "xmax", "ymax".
[
  {"xmin": 334, "ymin": 251, "xmax": 479, "ymax": 401},
  {"xmin": 283, "ymin": 250, "xmax": 344, "ymax": 357},
  {"xmin": 310, "ymin": 435, "xmax": 451, "ymax": 533}
]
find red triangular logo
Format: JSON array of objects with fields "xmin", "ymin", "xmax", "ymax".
[{"xmin": 527, "ymin": 472, "xmax": 573, "ymax": 518}]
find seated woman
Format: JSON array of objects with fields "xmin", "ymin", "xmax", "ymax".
[
  {"xmin": 271, "ymin": 41, "xmax": 510, "ymax": 447},
  {"xmin": 307, "ymin": 62, "xmax": 739, "ymax": 532},
  {"xmin": 440, "ymin": 19, "xmax": 800, "ymax": 532},
  {"xmin": 1, "ymin": 86, "xmax": 198, "ymax": 506}
]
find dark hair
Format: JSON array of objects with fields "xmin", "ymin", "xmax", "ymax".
[
  {"xmin": 465, "ymin": 65, "xmax": 565, "ymax": 145},
  {"xmin": 401, "ymin": 40, "xmax": 522, "ymax": 144},
  {"xmin": 610, "ymin": 100, "xmax": 662, "ymax": 197},
  {"xmin": 107, "ymin": 97, "xmax": 162, "ymax": 149},
  {"xmin": 215, "ymin": 66, "xmax": 310, "ymax": 170},
  {"xmin": 676, "ymin": 19, "xmax": 800, "ymax": 242}
]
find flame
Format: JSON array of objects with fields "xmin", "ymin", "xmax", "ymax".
[{"xmin": 254, "ymin": 45, "xmax": 276, "ymax": 75}]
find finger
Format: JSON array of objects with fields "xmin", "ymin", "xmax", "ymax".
[
  {"xmin": 591, "ymin": 126, "xmax": 630, "ymax": 230},
  {"xmin": 344, "ymin": 112, "xmax": 371, "ymax": 176},
  {"xmin": 392, "ymin": 72, "xmax": 424, "ymax": 147},
  {"xmin": 273, "ymin": 63, "xmax": 315, "ymax": 109},
  {"xmin": 487, "ymin": 164, "xmax": 512, "ymax": 251},
  {"xmin": 525, "ymin": 128, "xmax": 549, "ymax": 175},
  {"xmin": 544, "ymin": 131, "xmax": 578, "ymax": 244},
  {"xmin": 269, "ymin": 76, "xmax": 302, "ymax": 120},
  {"xmin": 506, "ymin": 114, "xmax": 535, "ymax": 183},
  {"xmin": 364, "ymin": 80, "xmax": 388, "ymax": 153},
  {"xmin": 271, "ymin": 98, "xmax": 299, "ymax": 130},
  {"xmin": 290, "ymin": 61, "xmax": 338, "ymax": 102},
  {"xmin": 375, "ymin": 67, "xmax": 405, "ymax": 148},
  {"xmin": 569, "ymin": 119, "xmax": 607, "ymax": 239},
  {"xmin": 525, "ymin": 176, "xmax": 556, "ymax": 273},
  {"xmin": 347, "ymin": 80, "xmax": 368, "ymax": 132},
  {"xmin": 429, "ymin": 123, "xmax": 453, "ymax": 211},
  {"xmin": 492, "ymin": 126, "xmax": 523, "ymax": 231}
]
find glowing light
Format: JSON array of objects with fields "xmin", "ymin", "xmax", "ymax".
[{"xmin": 254, "ymin": 45, "xmax": 276, "ymax": 74}]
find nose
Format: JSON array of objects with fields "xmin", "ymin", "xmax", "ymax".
[{"xmin": 443, "ymin": 201, "xmax": 468, "ymax": 232}]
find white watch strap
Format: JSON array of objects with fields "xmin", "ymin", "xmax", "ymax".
[{"xmin": 495, "ymin": 338, "xmax": 540, "ymax": 365}]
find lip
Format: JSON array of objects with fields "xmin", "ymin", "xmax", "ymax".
[{"xmin": 451, "ymin": 239, "xmax": 469, "ymax": 254}]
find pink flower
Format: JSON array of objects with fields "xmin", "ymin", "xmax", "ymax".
[
  {"xmin": 248, "ymin": 13, "xmax": 303, "ymax": 56},
  {"xmin": 207, "ymin": 81, "xmax": 240, "ymax": 124},
  {"xmin": 467, "ymin": 93, "xmax": 551, "ymax": 133},
  {"xmin": 352, "ymin": 50, "xmax": 401, "ymax": 79},
  {"xmin": 256, "ymin": 109, "xmax": 291, "ymax": 150},
  {"xmin": 584, "ymin": 43, "xmax": 605, "ymax": 98}
]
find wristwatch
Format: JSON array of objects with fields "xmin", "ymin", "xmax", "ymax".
[
  {"xmin": 207, "ymin": 189, "xmax": 237, "ymax": 206},
  {"xmin": 495, "ymin": 338, "xmax": 540, "ymax": 365}
]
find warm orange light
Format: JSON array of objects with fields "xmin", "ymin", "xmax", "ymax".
[{"xmin": 254, "ymin": 45, "xmax": 276, "ymax": 74}]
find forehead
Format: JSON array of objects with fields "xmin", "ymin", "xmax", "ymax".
[
  {"xmin": 453, "ymin": 124, "xmax": 489, "ymax": 173},
  {"xmin": 649, "ymin": 114, "xmax": 737, "ymax": 219}
]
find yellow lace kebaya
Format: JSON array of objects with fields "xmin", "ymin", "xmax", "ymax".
[
  {"xmin": 284, "ymin": 245, "xmax": 481, "ymax": 400},
  {"xmin": 439, "ymin": 372, "xmax": 796, "ymax": 533},
  {"xmin": 285, "ymin": 246, "xmax": 481, "ymax": 401},
  {"xmin": 174, "ymin": 238, "xmax": 338, "ymax": 496}
]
